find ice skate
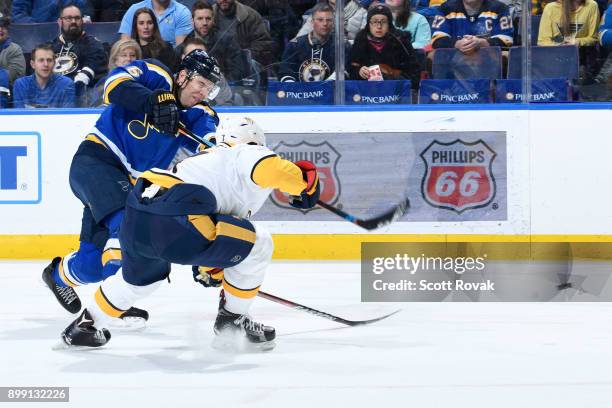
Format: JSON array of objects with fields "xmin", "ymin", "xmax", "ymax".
[
  {"xmin": 60, "ymin": 309, "xmax": 111, "ymax": 349},
  {"xmin": 42, "ymin": 257, "xmax": 81, "ymax": 314},
  {"xmin": 110, "ymin": 307, "xmax": 149, "ymax": 331},
  {"xmin": 213, "ymin": 305, "xmax": 276, "ymax": 351}
]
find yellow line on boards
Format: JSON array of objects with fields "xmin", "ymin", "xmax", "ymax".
[{"xmin": 4, "ymin": 234, "xmax": 612, "ymax": 260}]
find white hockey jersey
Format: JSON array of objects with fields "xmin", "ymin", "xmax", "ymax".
[{"xmin": 142, "ymin": 143, "xmax": 307, "ymax": 219}]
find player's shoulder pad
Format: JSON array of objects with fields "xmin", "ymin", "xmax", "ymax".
[
  {"xmin": 105, "ymin": 59, "xmax": 148, "ymax": 81},
  {"xmin": 142, "ymin": 58, "xmax": 173, "ymax": 77},
  {"xmin": 137, "ymin": 58, "xmax": 174, "ymax": 90}
]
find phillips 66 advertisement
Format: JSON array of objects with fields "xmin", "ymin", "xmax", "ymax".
[{"xmin": 253, "ymin": 131, "xmax": 507, "ymax": 222}]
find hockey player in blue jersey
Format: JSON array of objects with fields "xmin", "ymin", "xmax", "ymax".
[
  {"xmin": 430, "ymin": 0, "xmax": 514, "ymax": 53},
  {"xmin": 60, "ymin": 117, "xmax": 321, "ymax": 350},
  {"xmin": 42, "ymin": 50, "xmax": 222, "ymax": 324}
]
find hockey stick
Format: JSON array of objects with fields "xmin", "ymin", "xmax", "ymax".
[
  {"xmin": 177, "ymin": 123, "xmax": 215, "ymax": 148},
  {"xmin": 177, "ymin": 124, "xmax": 409, "ymax": 231},
  {"xmin": 316, "ymin": 198, "xmax": 411, "ymax": 231},
  {"xmin": 257, "ymin": 290, "xmax": 401, "ymax": 327}
]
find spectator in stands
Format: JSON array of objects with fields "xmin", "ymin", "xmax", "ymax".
[
  {"xmin": 349, "ymin": 4, "xmax": 420, "ymax": 85},
  {"xmin": 89, "ymin": 39, "xmax": 142, "ymax": 106},
  {"xmin": 295, "ymin": 0, "xmax": 368, "ymax": 42},
  {"xmin": 538, "ymin": 0, "xmax": 600, "ymax": 83},
  {"xmin": 12, "ymin": 0, "xmax": 92, "ymax": 23},
  {"xmin": 0, "ymin": 12, "xmax": 26, "ymax": 85},
  {"xmin": 109, "ymin": 39, "xmax": 142, "ymax": 69},
  {"xmin": 430, "ymin": 0, "xmax": 514, "ymax": 53},
  {"xmin": 13, "ymin": 43, "xmax": 75, "ymax": 107},
  {"xmin": 213, "ymin": 0, "xmax": 276, "ymax": 67},
  {"xmin": 537, "ymin": 0, "xmax": 600, "ymax": 46},
  {"xmin": 279, "ymin": 3, "xmax": 349, "ymax": 81},
  {"xmin": 52, "ymin": 5, "xmax": 108, "ymax": 88},
  {"xmin": 90, "ymin": 0, "xmax": 140, "ymax": 21},
  {"xmin": 131, "ymin": 7, "xmax": 178, "ymax": 70},
  {"xmin": 386, "ymin": 0, "xmax": 431, "ymax": 48},
  {"xmin": 175, "ymin": 0, "xmax": 247, "ymax": 81},
  {"xmin": 241, "ymin": 0, "xmax": 300, "ymax": 60},
  {"xmin": 119, "ymin": 0, "xmax": 192, "ymax": 46},
  {"xmin": 178, "ymin": 36, "xmax": 234, "ymax": 105}
]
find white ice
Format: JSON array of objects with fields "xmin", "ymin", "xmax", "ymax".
[{"xmin": 1, "ymin": 260, "xmax": 612, "ymax": 408}]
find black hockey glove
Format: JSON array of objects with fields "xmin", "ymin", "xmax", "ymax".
[
  {"xmin": 146, "ymin": 90, "xmax": 179, "ymax": 135},
  {"xmin": 289, "ymin": 160, "xmax": 320, "ymax": 209},
  {"xmin": 192, "ymin": 266, "xmax": 224, "ymax": 288}
]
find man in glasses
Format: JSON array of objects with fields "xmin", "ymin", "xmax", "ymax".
[
  {"xmin": 42, "ymin": 50, "xmax": 222, "ymax": 327},
  {"xmin": 279, "ymin": 3, "xmax": 349, "ymax": 82},
  {"xmin": 51, "ymin": 4, "xmax": 107, "ymax": 103}
]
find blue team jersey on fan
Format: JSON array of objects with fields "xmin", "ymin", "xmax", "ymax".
[
  {"xmin": 431, "ymin": 0, "xmax": 514, "ymax": 47},
  {"xmin": 91, "ymin": 59, "xmax": 218, "ymax": 178}
]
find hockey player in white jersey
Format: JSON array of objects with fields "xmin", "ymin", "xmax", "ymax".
[{"xmin": 60, "ymin": 117, "xmax": 320, "ymax": 350}]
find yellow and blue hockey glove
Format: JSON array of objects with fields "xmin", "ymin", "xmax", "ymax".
[{"xmin": 192, "ymin": 266, "xmax": 224, "ymax": 288}]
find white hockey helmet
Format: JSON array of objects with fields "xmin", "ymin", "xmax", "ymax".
[{"xmin": 215, "ymin": 116, "xmax": 266, "ymax": 146}]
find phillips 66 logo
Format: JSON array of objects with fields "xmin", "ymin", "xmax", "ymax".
[
  {"xmin": 270, "ymin": 140, "xmax": 341, "ymax": 213},
  {"xmin": 420, "ymin": 139, "xmax": 496, "ymax": 214}
]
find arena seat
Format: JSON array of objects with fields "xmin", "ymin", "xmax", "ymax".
[
  {"xmin": 507, "ymin": 45, "xmax": 579, "ymax": 79},
  {"xmin": 432, "ymin": 46, "xmax": 503, "ymax": 80},
  {"xmin": 11, "ymin": 23, "xmax": 58, "ymax": 54},
  {"xmin": 84, "ymin": 22, "xmax": 121, "ymax": 49}
]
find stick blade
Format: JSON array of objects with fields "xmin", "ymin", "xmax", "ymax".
[
  {"xmin": 343, "ymin": 309, "xmax": 402, "ymax": 326},
  {"xmin": 356, "ymin": 198, "xmax": 411, "ymax": 230}
]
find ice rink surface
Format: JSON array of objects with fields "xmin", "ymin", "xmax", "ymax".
[{"xmin": 1, "ymin": 260, "xmax": 612, "ymax": 408}]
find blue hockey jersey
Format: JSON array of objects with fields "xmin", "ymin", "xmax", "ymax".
[
  {"xmin": 89, "ymin": 59, "xmax": 218, "ymax": 179},
  {"xmin": 431, "ymin": 0, "xmax": 514, "ymax": 48}
]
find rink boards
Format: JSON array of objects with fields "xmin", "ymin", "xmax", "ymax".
[{"xmin": 0, "ymin": 104, "xmax": 611, "ymax": 259}]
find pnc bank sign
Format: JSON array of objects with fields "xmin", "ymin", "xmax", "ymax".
[{"xmin": 0, "ymin": 133, "xmax": 41, "ymax": 204}]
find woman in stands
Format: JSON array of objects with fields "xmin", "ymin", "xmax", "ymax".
[
  {"xmin": 349, "ymin": 4, "xmax": 420, "ymax": 85},
  {"xmin": 89, "ymin": 39, "xmax": 142, "ymax": 106},
  {"xmin": 538, "ymin": 0, "xmax": 600, "ymax": 46},
  {"xmin": 386, "ymin": 0, "xmax": 431, "ymax": 49},
  {"xmin": 537, "ymin": 0, "xmax": 600, "ymax": 83},
  {"xmin": 131, "ymin": 7, "xmax": 178, "ymax": 72}
]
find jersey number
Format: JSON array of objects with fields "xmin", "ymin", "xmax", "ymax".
[
  {"xmin": 431, "ymin": 15, "xmax": 445, "ymax": 29},
  {"xmin": 500, "ymin": 16, "xmax": 512, "ymax": 30}
]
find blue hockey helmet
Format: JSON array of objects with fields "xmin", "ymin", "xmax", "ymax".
[{"xmin": 178, "ymin": 49, "xmax": 222, "ymax": 99}]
